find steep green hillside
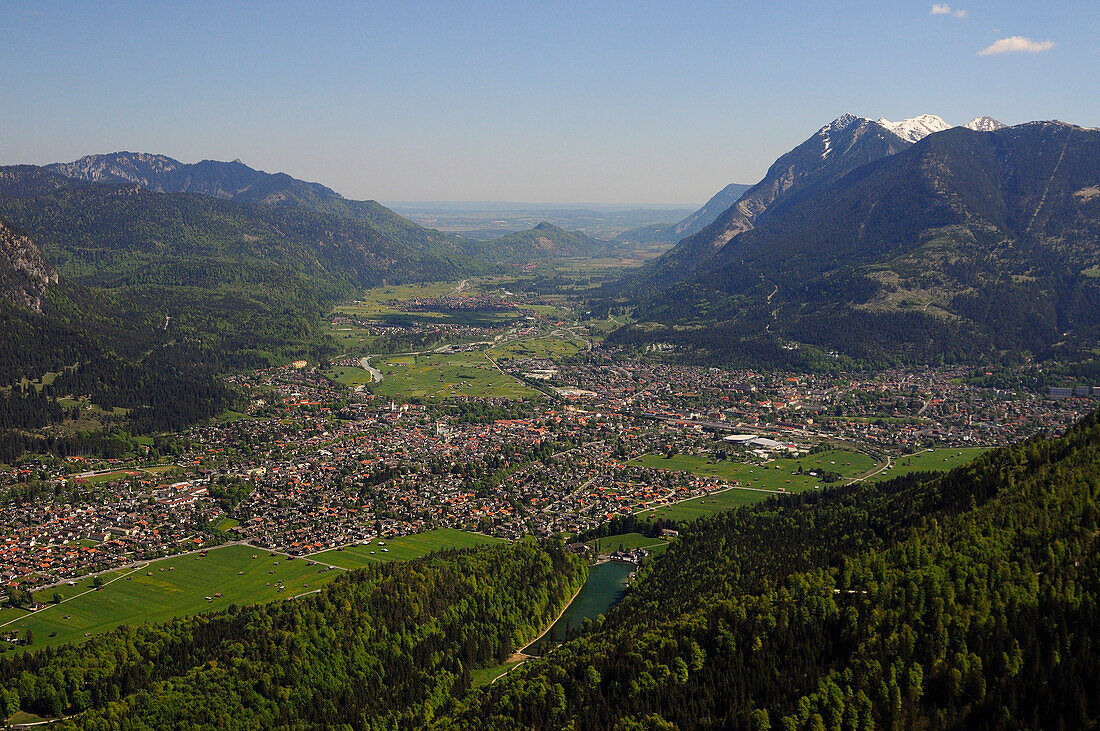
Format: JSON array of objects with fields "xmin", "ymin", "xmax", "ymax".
[
  {"xmin": 0, "ymin": 217, "xmax": 235, "ymax": 458},
  {"xmin": 0, "ymin": 543, "xmax": 586, "ymax": 728},
  {"xmin": 0, "ymin": 172, "xmax": 483, "ymax": 367},
  {"xmin": 448, "ymin": 409, "xmax": 1100, "ymax": 729},
  {"xmin": 0, "ymin": 164, "xmax": 492, "ymax": 457}
]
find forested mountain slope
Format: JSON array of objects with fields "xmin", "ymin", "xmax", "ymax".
[
  {"xmin": 47, "ymin": 152, "xmax": 472, "ymax": 260},
  {"xmin": 0, "ymin": 166, "xmax": 483, "ymax": 368},
  {"xmin": 0, "ymin": 163, "xmax": 491, "ymax": 457},
  {"xmin": 615, "ymin": 183, "xmax": 752, "ymax": 246},
  {"xmin": 638, "ymin": 114, "xmax": 911, "ymax": 286},
  {"xmin": 0, "ymin": 543, "xmax": 587, "ymax": 728},
  {"xmin": 446, "ymin": 408, "xmax": 1100, "ymax": 729},
  {"xmin": 0, "ymin": 217, "xmax": 236, "ymax": 458},
  {"xmin": 613, "ymin": 121, "xmax": 1100, "ymax": 369}
]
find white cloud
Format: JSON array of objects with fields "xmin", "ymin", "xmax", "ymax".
[
  {"xmin": 930, "ymin": 4, "xmax": 966, "ymax": 17},
  {"xmin": 978, "ymin": 36, "xmax": 1056, "ymax": 55}
]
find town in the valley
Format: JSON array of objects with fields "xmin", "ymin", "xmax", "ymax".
[{"xmin": 2, "ymin": 278, "xmax": 1097, "ymax": 595}]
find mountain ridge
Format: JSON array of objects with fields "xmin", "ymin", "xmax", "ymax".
[{"xmin": 614, "ymin": 119, "xmax": 1100, "ymax": 368}]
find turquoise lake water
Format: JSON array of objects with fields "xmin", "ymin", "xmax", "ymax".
[{"xmin": 548, "ymin": 560, "xmax": 635, "ymax": 642}]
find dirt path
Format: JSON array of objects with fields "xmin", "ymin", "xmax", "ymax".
[{"xmin": 847, "ymin": 455, "xmax": 892, "ymax": 484}]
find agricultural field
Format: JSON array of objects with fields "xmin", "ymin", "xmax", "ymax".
[
  {"xmin": 311, "ymin": 528, "xmax": 504, "ymax": 570},
  {"xmin": 0, "ymin": 545, "xmax": 341, "ymax": 654},
  {"xmin": 326, "ymin": 363, "xmax": 382, "ymax": 388},
  {"xmin": 631, "ymin": 449, "xmax": 880, "ymax": 522},
  {"xmin": 870, "ymin": 446, "xmax": 990, "ymax": 482},
  {"xmin": 77, "ymin": 471, "xmax": 140, "ymax": 484},
  {"xmin": 635, "ymin": 486, "xmax": 773, "ymax": 522},
  {"xmin": 487, "ymin": 335, "xmax": 585, "ymax": 362},
  {"xmin": 212, "ymin": 516, "xmax": 240, "ymax": 531},
  {"xmin": 371, "ymin": 351, "xmax": 541, "ymax": 400}
]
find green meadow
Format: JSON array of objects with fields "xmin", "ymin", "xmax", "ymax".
[
  {"xmin": 0, "ymin": 545, "xmax": 340, "ymax": 654},
  {"xmin": 311, "ymin": 529, "xmax": 504, "ymax": 569},
  {"xmin": 370, "ymin": 351, "xmax": 541, "ymax": 399},
  {"xmin": 870, "ymin": 446, "xmax": 990, "ymax": 482},
  {"xmin": 631, "ymin": 449, "xmax": 879, "ymax": 522},
  {"xmin": 586, "ymin": 532, "xmax": 670, "ymax": 555}
]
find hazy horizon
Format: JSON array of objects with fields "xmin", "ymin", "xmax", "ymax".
[{"xmin": 2, "ymin": 1, "xmax": 1096, "ymax": 204}]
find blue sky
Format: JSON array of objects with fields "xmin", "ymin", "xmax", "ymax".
[{"xmin": 1, "ymin": 1, "xmax": 1096, "ymax": 204}]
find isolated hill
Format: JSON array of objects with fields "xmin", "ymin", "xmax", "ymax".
[
  {"xmin": 615, "ymin": 182, "xmax": 752, "ymax": 246},
  {"xmin": 617, "ymin": 120, "xmax": 1100, "ymax": 367},
  {"xmin": 464, "ymin": 222, "xmax": 609, "ymax": 264}
]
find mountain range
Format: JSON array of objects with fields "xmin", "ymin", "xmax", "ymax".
[
  {"xmin": 0, "ymin": 153, "xmax": 617, "ymax": 445},
  {"xmin": 614, "ymin": 182, "xmax": 753, "ymax": 246},
  {"xmin": 613, "ymin": 114, "xmax": 1100, "ymax": 370}
]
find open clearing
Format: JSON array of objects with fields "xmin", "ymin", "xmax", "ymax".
[
  {"xmin": 470, "ymin": 660, "xmax": 526, "ymax": 688},
  {"xmin": 0, "ymin": 545, "xmax": 341, "ymax": 653},
  {"xmin": 632, "ymin": 449, "xmax": 877, "ymax": 522},
  {"xmin": 370, "ymin": 351, "xmax": 540, "ymax": 400},
  {"xmin": 311, "ymin": 528, "xmax": 504, "ymax": 569},
  {"xmin": 870, "ymin": 446, "xmax": 990, "ymax": 482}
]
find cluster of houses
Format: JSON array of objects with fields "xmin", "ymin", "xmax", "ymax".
[
  {"xmin": 0, "ymin": 476, "xmax": 220, "ymax": 589},
  {"xmin": 506, "ymin": 357, "xmax": 1095, "ymax": 452},
  {"xmin": 2, "ymin": 339, "xmax": 1093, "ymax": 595}
]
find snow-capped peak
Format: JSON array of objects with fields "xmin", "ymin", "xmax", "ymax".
[
  {"xmin": 963, "ymin": 115, "xmax": 1007, "ymax": 132},
  {"xmin": 876, "ymin": 114, "xmax": 952, "ymax": 143}
]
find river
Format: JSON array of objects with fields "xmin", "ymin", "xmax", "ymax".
[
  {"xmin": 358, "ymin": 356, "xmax": 383, "ymax": 383},
  {"xmin": 548, "ymin": 560, "xmax": 635, "ymax": 642}
]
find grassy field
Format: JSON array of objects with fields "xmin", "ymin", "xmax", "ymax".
[
  {"xmin": 212, "ymin": 516, "xmax": 240, "ymax": 531},
  {"xmin": 470, "ymin": 660, "xmax": 525, "ymax": 689},
  {"xmin": 311, "ymin": 528, "xmax": 504, "ymax": 569},
  {"xmin": 631, "ymin": 449, "xmax": 879, "ymax": 522},
  {"xmin": 631, "ymin": 449, "xmax": 876, "ymax": 490},
  {"xmin": 326, "ymin": 363, "xmax": 381, "ymax": 388},
  {"xmin": 370, "ymin": 351, "xmax": 541, "ymax": 400},
  {"xmin": 80, "ymin": 470, "xmax": 143, "ymax": 484},
  {"xmin": 635, "ymin": 486, "xmax": 775, "ymax": 522},
  {"xmin": 0, "ymin": 545, "xmax": 340, "ymax": 653},
  {"xmin": 213, "ymin": 410, "xmax": 254, "ymax": 424},
  {"xmin": 587, "ymin": 532, "xmax": 670, "ymax": 555},
  {"xmin": 486, "ymin": 336, "xmax": 584, "ymax": 362},
  {"xmin": 870, "ymin": 447, "xmax": 990, "ymax": 482}
]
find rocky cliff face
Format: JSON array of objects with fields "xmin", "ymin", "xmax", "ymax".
[{"xmin": 0, "ymin": 217, "xmax": 56, "ymax": 312}]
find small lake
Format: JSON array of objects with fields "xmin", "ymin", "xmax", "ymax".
[{"xmin": 548, "ymin": 560, "xmax": 635, "ymax": 642}]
